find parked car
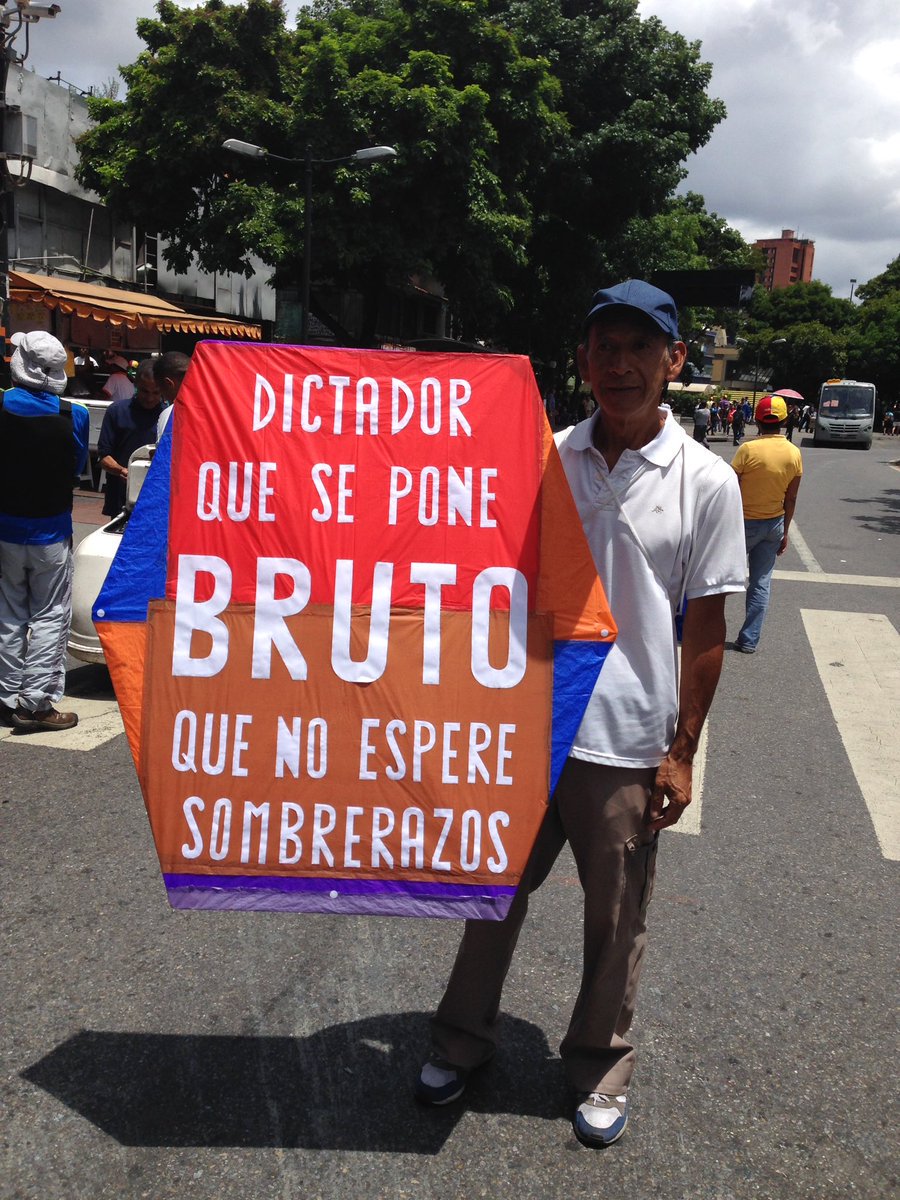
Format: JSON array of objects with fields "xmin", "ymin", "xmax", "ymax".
[{"xmin": 68, "ymin": 444, "xmax": 155, "ymax": 664}]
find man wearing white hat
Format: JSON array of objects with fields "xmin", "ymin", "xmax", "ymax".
[{"xmin": 0, "ymin": 331, "xmax": 90, "ymax": 731}]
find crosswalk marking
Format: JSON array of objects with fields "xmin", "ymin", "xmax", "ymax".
[
  {"xmin": 802, "ymin": 609, "xmax": 900, "ymax": 860},
  {"xmin": 789, "ymin": 522, "xmax": 824, "ymax": 573},
  {"xmin": 669, "ymin": 647, "xmax": 706, "ymax": 836},
  {"xmin": 4, "ymin": 609, "xmax": 896, "ymax": 865},
  {"xmin": 0, "ymin": 695, "xmax": 123, "ymax": 750},
  {"xmin": 774, "ymin": 570, "xmax": 900, "ymax": 588}
]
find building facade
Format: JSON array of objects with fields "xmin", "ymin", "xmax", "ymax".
[
  {"xmin": 1, "ymin": 64, "xmax": 272, "ymax": 363},
  {"xmin": 1, "ymin": 62, "xmax": 446, "ymax": 363},
  {"xmin": 753, "ymin": 228, "xmax": 815, "ymax": 290}
]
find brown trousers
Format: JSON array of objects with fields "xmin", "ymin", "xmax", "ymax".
[{"xmin": 431, "ymin": 758, "xmax": 659, "ymax": 1094}]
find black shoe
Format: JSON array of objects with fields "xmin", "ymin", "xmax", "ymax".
[{"xmin": 0, "ymin": 703, "xmax": 16, "ymax": 727}]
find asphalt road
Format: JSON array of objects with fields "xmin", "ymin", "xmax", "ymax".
[{"xmin": 1, "ymin": 429, "xmax": 898, "ymax": 1200}]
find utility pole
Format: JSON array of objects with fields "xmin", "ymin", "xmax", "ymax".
[{"xmin": 0, "ymin": 2, "xmax": 61, "ymax": 383}]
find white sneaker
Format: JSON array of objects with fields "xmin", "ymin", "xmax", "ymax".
[
  {"xmin": 415, "ymin": 1056, "xmax": 468, "ymax": 1105},
  {"xmin": 573, "ymin": 1092, "xmax": 629, "ymax": 1146}
]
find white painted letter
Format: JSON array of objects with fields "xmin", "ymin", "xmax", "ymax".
[
  {"xmin": 252, "ymin": 558, "xmax": 311, "ymax": 680},
  {"xmin": 172, "ymin": 555, "xmax": 232, "ymax": 678},
  {"xmin": 471, "ymin": 567, "xmax": 528, "ymax": 688}
]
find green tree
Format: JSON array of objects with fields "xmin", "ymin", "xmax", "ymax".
[
  {"xmin": 840, "ymin": 255, "xmax": 900, "ymax": 395},
  {"xmin": 747, "ymin": 281, "xmax": 855, "ymax": 336},
  {"xmin": 295, "ymin": 0, "xmax": 570, "ymax": 339},
  {"xmin": 855, "ymin": 254, "xmax": 900, "ymax": 304},
  {"xmin": 845, "ymin": 296, "xmax": 900, "ymax": 398},
  {"xmin": 76, "ymin": 0, "xmax": 726, "ymax": 352},
  {"xmin": 615, "ymin": 192, "xmax": 754, "ymax": 275},
  {"xmin": 77, "ymin": 0, "xmax": 566, "ymax": 341},
  {"xmin": 768, "ymin": 322, "xmax": 847, "ymax": 402},
  {"xmin": 77, "ymin": 1, "xmax": 298, "ymax": 275},
  {"xmin": 485, "ymin": 1, "xmax": 726, "ymax": 357}
]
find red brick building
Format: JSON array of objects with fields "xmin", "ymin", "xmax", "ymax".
[{"xmin": 753, "ymin": 228, "xmax": 815, "ymax": 289}]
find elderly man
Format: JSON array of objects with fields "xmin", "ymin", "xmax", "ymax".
[
  {"xmin": 0, "ymin": 331, "xmax": 90, "ymax": 731},
  {"xmin": 97, "ymin": 360, "xmax": 163, "ymax": 518},
  {"xmin": 731, "ymin": 394, "xmax": 802, "ymax": 653},
  {"xmin": 416, "ymin": 280, "xmax": 746, "ymax": 1147}
]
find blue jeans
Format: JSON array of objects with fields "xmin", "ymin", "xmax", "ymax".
[{"xmin": 737, "ymin": 516, "xmax": 783, "ymax": 650}]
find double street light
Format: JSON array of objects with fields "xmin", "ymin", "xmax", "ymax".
[{"xmin": 222, "ymin": 138, "xmax": 397, "ymax": 342}]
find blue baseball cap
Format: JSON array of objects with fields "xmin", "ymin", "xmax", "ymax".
[{"xmin": 583, "ymin": 279, "xmax": 680, "ymax": 340}]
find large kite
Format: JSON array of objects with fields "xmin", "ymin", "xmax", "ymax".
[{"xmin": 95, "ymin": 344, "xmax": 615, "ymax": 920}]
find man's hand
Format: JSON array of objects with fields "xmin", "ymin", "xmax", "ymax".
[
  {"xmin": 650, "ymin": 592, "xmax": 728, "ymax": 832},
  {"xmin": 777, "ymin": 532, "xmax": 789, "ymax": 556},
  {"xmin": 648, "ymin": 753, "xmax": 693, "ymax": 830}
]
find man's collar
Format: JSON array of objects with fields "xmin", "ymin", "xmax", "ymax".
[{"xmin": 569, "ymin": 408, "xmax": 684, "ymax": 466}]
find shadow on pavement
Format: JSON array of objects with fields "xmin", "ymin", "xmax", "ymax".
[
  {"xmin": 21, "ymin": 1013, "xmax": 564, "ymax": 1150},
  {"xmin": 840, "ymin": 486, "xmax": 900, "ymax": 536},
  {"xmin": 65, "ymin": 663, "xmax": 114, "ymax": 700}
]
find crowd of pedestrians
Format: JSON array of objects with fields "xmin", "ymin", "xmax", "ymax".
[{"xmin": 691, "ymin": 395, "xmax": 757, "ymax": 446}]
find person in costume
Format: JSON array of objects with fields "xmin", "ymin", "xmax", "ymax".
[{"xmin": 416, "ymin": 281, "xmax": 747, "ymax": 1147}]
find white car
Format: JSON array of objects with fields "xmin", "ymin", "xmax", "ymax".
[{"xmin": 68, "ymin": 444, "xmax": 156, "ymax": 664}]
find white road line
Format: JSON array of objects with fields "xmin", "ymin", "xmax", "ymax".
[
  {"xmin": 789, "ymin": 521, "xmax": 824, "ymax": 573},
  {"xmin": 0, "ymin": 696, "xmax": 123, "ymax": 750},
  {"xmin": 669, "ymin": 645, "xmax": 706, "ymax": 836},
  {"xmin": 802, "ymin": 610, "xmax": 900, "ymax": 861},
  {"xmin": 672, "ymin": 718, "xmax": 706, "ymax": 836},
  {"xmin": 774, "ymin": 571, "xmax": 900, "ymax": 588}
]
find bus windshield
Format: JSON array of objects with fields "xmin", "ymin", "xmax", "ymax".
[{"xmin": 819, "ymin": 386, "xmax": 875, "ymax": 418}]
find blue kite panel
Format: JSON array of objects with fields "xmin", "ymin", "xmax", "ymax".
[
  {"xmin": 93, "ymin": 424, "xmax": 172, "ymax": 624},
  {"xmin": 550, "ymin": 639, "xmax": 611, "ymax": 793}
]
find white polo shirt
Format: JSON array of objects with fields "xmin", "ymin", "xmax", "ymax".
[{"xmin": 555, "ymin": 409, "xmax": 746, "ymax": 768}]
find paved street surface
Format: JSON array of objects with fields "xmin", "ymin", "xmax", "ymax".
[{"xmin": 2, "ymin": 430, "xmax": 898, "ymax": 1199}]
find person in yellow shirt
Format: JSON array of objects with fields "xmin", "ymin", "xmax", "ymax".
[{"xmin": 730, "ymin": 395, "xmax": 802, "ymax": 652}]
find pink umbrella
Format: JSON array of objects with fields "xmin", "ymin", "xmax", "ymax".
[{"xmin": 775, "ymin": 388, "xmax": 804, "ymax": 400}]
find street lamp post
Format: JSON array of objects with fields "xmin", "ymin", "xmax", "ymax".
[
  {"xmin": 222, "ymin": 138, "xmax": 397, "ymax": 342},
  {"xmin": 751, "ymin": 337, "xmax": 787, "ymax": 409},
  {"xmin": 738, "ymin": 336, "xmax": 786, "ymax": 410}
]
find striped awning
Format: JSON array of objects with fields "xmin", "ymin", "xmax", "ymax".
[{"xmin": 10, "ymin": 270, "xmax": 262, "ymax": 339}]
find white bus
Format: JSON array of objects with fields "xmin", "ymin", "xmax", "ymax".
[{"xmin": 813, "ymin": 379, "xmax": 877, "ymax": 449}]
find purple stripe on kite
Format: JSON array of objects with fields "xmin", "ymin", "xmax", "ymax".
[
  {"xmin": 163, "ymin": 873, "xmax": 515, "ymax": 899},
  {"xmin": 165, "ymin": 884, "xmax": 513, "ymax": 921}
]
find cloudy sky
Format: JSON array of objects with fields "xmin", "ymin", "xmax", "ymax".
[{"xmin": 19, "ymin": 0, "xmax": 900, "ymax": 295}]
